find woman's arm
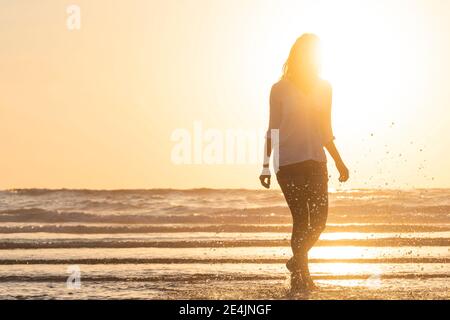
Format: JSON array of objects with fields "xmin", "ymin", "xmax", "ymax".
[
  {"xmin": 325, "ymin": 141, "xmax": 349, "ymax": 182},
  {"xmin": 259, "ymin": 137, "xmax": 272, "ymax": 189},
  {"xmin": 259, "ymin": 85, "xmax": 281, "ymax": 189},
  {"xmin": 321, "ymin": 82, "xmax": 349, "ymax": 182}
]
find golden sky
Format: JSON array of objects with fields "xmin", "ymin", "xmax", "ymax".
[{"xmin": 1, "ymin": 0, "xmax": 449, "ymax": 189}]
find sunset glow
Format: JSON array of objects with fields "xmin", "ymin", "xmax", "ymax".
[{"xmin": 1, "ymin": 0, "xmax": 449, "ymax": 190}]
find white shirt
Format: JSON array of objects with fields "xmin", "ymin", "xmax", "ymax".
[{"xmin": 266, "ymin": 78, "xmax": 334, "ymax": 170}]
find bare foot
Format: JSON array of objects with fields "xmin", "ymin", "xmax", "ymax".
[
  {"xmin": 301, "ymin": 273, "xmax": 318, "ymax": 291},
  {"xmin": 298, "ymin": 252, "xmax": 318, "ymax": 291},
  {"xmin": 289, "ymin": 271, "xmax": 307, "ymax": 293}
]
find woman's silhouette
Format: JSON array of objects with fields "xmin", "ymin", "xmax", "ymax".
[{"xmin": 259, "ymin": 34, "xmax": 349, "ymax": 292}]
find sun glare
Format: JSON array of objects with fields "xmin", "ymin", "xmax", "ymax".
[{"xmin": 288, "ymin": 0, "xmax": 431, "ymax": 139}]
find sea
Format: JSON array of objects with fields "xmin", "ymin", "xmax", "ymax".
[{"xmin": 0, "ymin": 188, "xmax": 448, "ymax": 299}]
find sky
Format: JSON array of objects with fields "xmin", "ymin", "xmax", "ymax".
[{"xmin": 1, "ymin": 0, "xmax": 450, "ymax": 190}]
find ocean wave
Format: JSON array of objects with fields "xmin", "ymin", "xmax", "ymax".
[
  {"xmin": 0, "ymin": 257, "xmax": 447, "ymax": 265},
  {"xmin": 0, "ymin": 238, "xmax": 448, "ymax": 249},
  {"xmin": 0, "ymin": 273, "xmax": 447, "ymax": 283},
  {"xmin": 4, "ymin": 189, "xmax": 450, "ymax": 211},
  {"xmin": 0, "ymin": 206, "xmax": 448, "ymax": 224},
  {"xmin": 4, "ymin": 188, "xmax": 258, "ymax": 197},
  {"xmin": 0, "ymin": 224, "xmax": 447, "ymax": 234},
  {"xmin": 77, "ymin": 200, "xmax": 143, "ymax": 211}
]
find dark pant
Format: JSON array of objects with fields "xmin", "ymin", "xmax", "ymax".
[{"xmin": 276, "ymin": 160, "xmax": 329, "ymax": 261}]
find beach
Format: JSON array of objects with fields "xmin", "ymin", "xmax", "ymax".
[{"xmin": 0, "ymin": 188, "xmax": 448, "ymax": 299}]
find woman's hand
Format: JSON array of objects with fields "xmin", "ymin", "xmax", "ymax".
[
  {"xmin": 259, "ymin": 174, "xmax": 271, "ymax": 189},
  {"xmin": 336, "ymin": 160, "xmax": 349, "ymax": 182},
  {"xmin": 259, "ymin": 167, "xmax": 271, "ymax": 189},
  {"xmin": 324, "ymin": 141, "xmax": 349, "ymax": 183}
]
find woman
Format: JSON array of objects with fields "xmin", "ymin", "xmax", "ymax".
[{"xmin": 259, "ymin": 34, "xmax": 349, "ymax": 292}]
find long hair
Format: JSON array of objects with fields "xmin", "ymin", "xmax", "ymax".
[{"xmin": 282, "ymin": 34, "xmax": 321, "ymax": 87}]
